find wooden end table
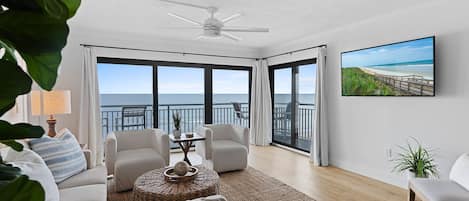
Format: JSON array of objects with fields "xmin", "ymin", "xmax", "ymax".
[
  {"xmin": 133, "ymin": 165, "xmax": 219, "ymax": 201},
  {"xmin": 169, "ymin": 133, "xmax": 205, "ymax": 166}
]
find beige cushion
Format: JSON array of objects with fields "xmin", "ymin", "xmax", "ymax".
[
  {"xmin": 58, "ymin": 165, "xmax": 107, "ymax": 189},
  {"xmin": 411, "ymin": 179, "xmax": 469, "ymax": 201},
  {"xmin": 114, "ymin": 148, "xmax": 165, "ymax": 192},
  {"xmin": 212, "ymin": 140, "xmax": 248, "ymax": 172},
  {"xmin": 59, "ymin": 184, "xmax": 106, "ymax": 201}
]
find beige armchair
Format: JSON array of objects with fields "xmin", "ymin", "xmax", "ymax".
[
  {"xmin": 196, "ymin": 124, "xmax": 249, "ymax": 173},
  {"xmin": 106, "ymin": 129, "xmax": 169, "ymax": 192}
]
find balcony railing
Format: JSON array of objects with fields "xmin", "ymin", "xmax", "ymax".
[
  {"xmin": 100, "ymin": 102, "xmax": 315, "ymax": 151},
  {"xmin": 273, "ymin": 103, "xmax": 315, "ymax": 151},
  {"xmin": 100, "ymin": 103, "xmax": 249, "ymax": 138}
]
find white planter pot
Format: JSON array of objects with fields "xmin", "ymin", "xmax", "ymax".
[
  {"xmin": 407, "ymin": 170, "xmax": 429, "ymax": 180},
  {"xmin": 173, "ymin": 130, "xmax": 181, "ymax": 138},
  {"xmin": 407, "ymin": 170, "xmax": 416, "ymax": 180}
]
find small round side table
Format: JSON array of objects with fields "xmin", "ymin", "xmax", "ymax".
[{"xmin": 133, "ymin": 165, "xmax": 220, "ymax": 201}]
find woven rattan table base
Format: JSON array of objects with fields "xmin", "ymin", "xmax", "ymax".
[{"xmin": 133, "ymin": 165, "xmax": 220, "ymax": 201}]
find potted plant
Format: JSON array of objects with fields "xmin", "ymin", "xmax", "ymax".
[
  {"xmin": 172, "ymin": 112, "xmax": 182, "ymax": 138},
  {"xmin": 393, "ymin": 138, "xmax": 438, "ymax": 179},
  {"xmin": 0, "ymin": 0, "xmax": 81, "ymax": 200}
]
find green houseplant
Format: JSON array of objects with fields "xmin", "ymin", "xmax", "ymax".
[
  {"xmin": 0, "ymin": 0, "xmax": 81, "ymax": 200},
  {"xmin": 393, "ymin": 138, "xmax": 438, "ymax": 178}
]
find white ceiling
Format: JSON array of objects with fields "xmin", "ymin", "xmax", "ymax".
[{"xmin": 71, "ymin": 0, "xmax": 434, "ymax": 48}]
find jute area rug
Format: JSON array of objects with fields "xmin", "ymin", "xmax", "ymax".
[{"xmin": 108, "ymin": 166, "xmax": 315, "ymax": 201}]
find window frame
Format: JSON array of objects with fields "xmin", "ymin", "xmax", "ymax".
[{"xmin": 97, "ymin": 57, "xmax": 252, "ymax": 130}]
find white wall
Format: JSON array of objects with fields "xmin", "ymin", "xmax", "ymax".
[
  {"xmin": 262, "ymin": 0, "xmax": 469, "ymax": 187},
  {"xmin": 52, "ymin": 27, "xmax": 260, "ymax": 138}
]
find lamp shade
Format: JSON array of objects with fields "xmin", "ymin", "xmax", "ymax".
[{"xmin": 31, "ymin": 90, "xmax": 71, "ymax": 116}]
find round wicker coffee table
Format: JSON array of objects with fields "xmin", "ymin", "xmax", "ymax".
[{"xmin": 133, "ymin": 165, "xmax": 220, "ymax": 201}]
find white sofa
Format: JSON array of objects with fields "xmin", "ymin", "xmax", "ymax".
[
  {"xmin": 196, "ymin": 124, "xmax": 249, "ymax": 173},
  {"xmin": 409, "ymin": 153, "xmax": 469, "ymax": 201},
  {"xmin": 20, "ymin": 143, "xmax": 108, "ymax": 201},
  {"xmin": 57, "ymin": 149, "xmax": 107, "ymax": 201},
  {"xmin": 105, "ymin": 129, "xmax": 170, "ymax": 192}
]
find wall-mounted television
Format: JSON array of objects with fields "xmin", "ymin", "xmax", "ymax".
[{"xmin": 341, "ymin": 36, "xmax": 435, "ymax": 96}]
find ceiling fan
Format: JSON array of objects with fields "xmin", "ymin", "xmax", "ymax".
[{"xmin": 160, "ymin": 0, "xmax": 269, "ymax": 41}]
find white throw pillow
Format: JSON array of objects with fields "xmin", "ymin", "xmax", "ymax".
[
  {"xmin": 5, "ymin": 148, "xmax": 60, "ymax": 201},
  {"xmin": 450, "ymin": 153, "xmax": 469, "ymax": 191}
]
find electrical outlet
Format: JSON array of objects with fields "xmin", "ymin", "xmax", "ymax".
[{"xmin": 386, "ymin": 148, "xmax": 393, "ymax": 161}]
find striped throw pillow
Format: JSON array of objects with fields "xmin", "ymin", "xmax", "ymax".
[{"xmin": 29, "ymin": 130, "xmax": 86, "ymax": 183}]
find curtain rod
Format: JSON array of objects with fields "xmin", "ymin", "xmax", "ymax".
[
  {"xmin": 79, "ymin": 44, "xmax": 258, "ymax": 60},
  {"xmin": 80, "ymin": 43, "xmax": 327, "ymax": 61},
  {"xmin": 262, "ymin": 44, "xmax": 327, "ymax": 60}
]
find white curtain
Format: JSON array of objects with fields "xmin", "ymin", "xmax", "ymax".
[
  {"xmin": 249, "ymin": 59, "xmax": 272, "ymax": 146},
  {"xmin": 310, "ymin": 47, "xmax": 329, "ymax": 166},
  {"xmin": 79, "ymin": 47, "xmax": 103, "ymax": 167}
]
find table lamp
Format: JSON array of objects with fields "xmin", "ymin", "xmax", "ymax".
[{"xmin": 31, "ymin": 90, "xmax": 71, "ymax": 137}]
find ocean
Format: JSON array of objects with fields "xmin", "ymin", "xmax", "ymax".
[
  {"xmin": 100, "ymin": 93, "xmax": 315, "ymax": 107},
  {"xmin": 364, "ymin": 59, "xmax": 434, "ymax": 80}
]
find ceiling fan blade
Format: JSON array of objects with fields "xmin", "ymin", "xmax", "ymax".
[
  {"xmin": 222, "ymin": 13, "xmax": 242, "ymax": 23},
  {"xmin": 221, "ymin": 32, "xmax": 242, "ymax": 41},
  {"xmin": 155, "ymin": 26, "xmax": 201, "ymax": 29},
  {"xmin": 222, "ymin": 27, "xmax": 269, "ymax": 32},
  {"xmin": 168, "ymin": 13, "xmax": 202, "ymax": 26},
  {"xmin": 160, "ymin": 0, "xmax": 209, "ymax": 10}
]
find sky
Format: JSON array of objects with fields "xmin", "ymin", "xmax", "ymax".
[
  {"xmin": 342, "ymin": 37, "xmax": 434, "ymax": 68},
  {"xmin": 274, "ymin": 64, "xmax": 317, "ymax": 94},
  {"xmin": 98, "ymin": 63, "xmax": 317, "ymax": 94},
  {"xmin": 98, "ymin": 64, "xmax": 249, "ymax": 94}
]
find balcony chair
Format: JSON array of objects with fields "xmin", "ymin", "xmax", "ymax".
[
  {"xmin": 196, "ymin": 124, "xmax": 249, "ymax": 173},
  {"xmin": 232, "ymin": 102, "xmax": 249, "ymax": 126},
  {"xmin": 120, "ymin": 106, "xmax": 147, "ymax": 130},
  {"xmin": 409, "ymin": 153, "xmax": 469, "ymax": 201},
  {"xmin": 105, "ymin": 129, "xmax": 169, "ymax": 192}
]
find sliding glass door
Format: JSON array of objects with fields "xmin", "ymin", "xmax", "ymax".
[
  {"xmin": 212, "ymin": 68, "xmax": 251, "ymax": 128},
  {"xmin": 97, "ymin": 63, "xmax": 154, "ymax": 140},
  {"xmin": 270, "ymin": 59, "xmax": 317, "ymax": 152},
  {"xmin": 157, "ymin": 66, "xmax": 205, "ymax": 134}
]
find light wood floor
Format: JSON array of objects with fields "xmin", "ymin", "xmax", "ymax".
[{"xmin": 171, "ymin": 145, "xmax": 408, "ymax": 201}]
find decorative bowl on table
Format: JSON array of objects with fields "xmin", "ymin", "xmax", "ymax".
[
  {"xmin": 164, "ymin": 166, "xmax": 199, "ymax": 183},
  {"xmin": 185, "ymin": 133, "xmax": 194, "ymax": 138}
]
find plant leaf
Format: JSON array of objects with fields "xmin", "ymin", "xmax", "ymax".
[
  {"xmin": 0, "ymin": 0, "xmax": 81, "ymax": 20},
  {"xmin": 0, "ymin": 0, "xmax": 42, "ymax": 13},
  {"xmin": 0, "ymin": 38, "xmax": 17, "ymax": 62},
  {"xmin": 0, "ymin": 175, "xmax": 45, "ymax": 201},
  {"xmin": 0, "ymin": 10, "xmax": 69, "ymax": 53},
  {"xmin": 0, "ymin": 121, "xmax": 44, "ymax": 141},
  {"xmin": 0, "ymin": 163, "xmax": 21, "ymax": 184},
  {"xmin": 22, "ymin": 52, "xmax": 61, "ymax": 91},
  {"xmin": 0, "ymin": 140, "xmax": 23, "ymax": 152},
  {"xmin": 0, "ymin": 60, "xmax": 32, "ymax": 116},
  {"xmin": 36, "ymin": 0, "xmax": 81, "ymax": 19}
]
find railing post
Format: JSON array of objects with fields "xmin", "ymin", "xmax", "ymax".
[{"xmin": 167, "ymin": 105, "xmax": 170, "ymax": 133}]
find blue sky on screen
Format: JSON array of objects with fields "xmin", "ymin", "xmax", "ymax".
[
  {"xmin": 98, "ymin": 64, "xmax": 249, "ymax": 94},
  {"xmin": 274, "ymin": 64, "xmax": 317, "ymax": 94},
  {"xmin": 342, "ymin": 37, "xmax": 434, "ymax": 68}
]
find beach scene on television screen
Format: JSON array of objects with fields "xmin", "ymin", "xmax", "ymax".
[{"xmin": 341, "ymin": 37, "xmax": 434, "ymax": 96}]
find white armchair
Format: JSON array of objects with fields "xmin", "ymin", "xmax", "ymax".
[
  {"xmin": 196, "ymin": 124, "xmax": 249, "ymax": 173},
  {"xmin": 105, "ymin": 129, "xmax": 169, "ymax": 192}
]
